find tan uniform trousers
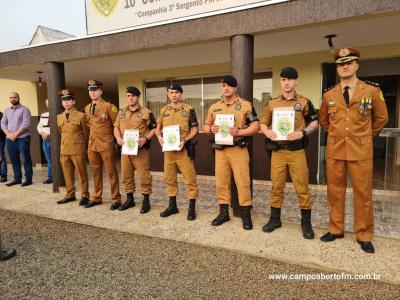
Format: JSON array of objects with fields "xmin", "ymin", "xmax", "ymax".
[
  {"xmin": 270, "ymin": 149, "xmax": 312, "ymax": 209},
  {"xmin": 88, "ymin": 150, "xmax": 121, "ymax": 203},
  {"xmin": 326, "ymin": 158, "xmax": 374, "ymax": 241},
  {"xmin": 164, "ymin": 150, "xmax": 198, "ymax": 199},
  {"xmin": 215, "ymin": 146, "xmax": 252, "ymax": 207},
  {"xmin": 121, "ymin": 148, "xmax": 152, "ymax": 195},
  {"xmin": 60, "ymin": 154, "xmax": 89, "ymax": 199}
]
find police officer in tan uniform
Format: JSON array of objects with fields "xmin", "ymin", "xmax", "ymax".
[
  {"xmin": 84, "ymin": 80, "xmax": 121, "ymax": 209},
  {"xmin": 56, "ymin": 89, "xmax": 90, "ymax": 205},
  {"xmin": 204, "ymin": 75, "xmax": 259, "ymax": 230},
  {"xmin": 320, "ymin": 48, "xmax": 388, "ymax": 253},
  {"xmin": 260, "ymin": 67, "xmax": 319, "ymax": 239},
  {"xmin": 155, "ymin": 83, "xmax": 199, "ymax": 220},
  {"xmin": 114, "ymin": 86, "xmax": 157, "ymax": 213}
]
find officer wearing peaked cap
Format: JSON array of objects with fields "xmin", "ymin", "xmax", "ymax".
[
  {"xmin": 114, "ymin": 86, "xmax": 157, "ymax": 213},
  {"xmin": 319, "ymin": 48, "xmax": 388, "ymax": 253},
  {"xmin": 56, "ymin": 89, "xmax": 90, "ymax": 206},
  {"xmin": 84, "ymin": 80, "xmax": 121, "ymax": 209}
]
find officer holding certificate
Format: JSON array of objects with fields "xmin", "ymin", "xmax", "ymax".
[
  {"xmin": 204, "ymin": 75, "xmax": 259, "ymax": 230},
  {"xmin": 114, "ymin": 86, "xmax": 156, "ymax": 214},
  {"xmin": 155, "ymin": 83, "xmax": 199, "ymax": 220},
  {"xmin": 260, "ymin": 67, "xmax": 318, "ymax": 239}
]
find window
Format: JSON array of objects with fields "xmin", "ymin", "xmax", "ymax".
[{"xmin": 144, "ymin": 72, "xmax": 272, "ymax": 130}]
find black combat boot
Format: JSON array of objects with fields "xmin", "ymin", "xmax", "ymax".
[
  {"xmin": 241, "ymin": 206, "xmax": 253, "ymax": 230},
  {"xmin": 187, "ymin": 199, "xmax": 196, "ymax": 221},
  {"xmin": 300, "ymin": 209, "xmax": 315, "ymax": 239},
  {"xmin": 160, "ymin": 196, "xmax": 179, "ymax": 217},
  {"xmin": 119, "ymin": 193, "xmax": 135, "ymax": 211},
  {"xmin": 262, "ymin": 207, "xmax": 282, "ymax": 233},
  {"xmin": 140, "ymin": 194, "xmax": 151, "ymax": 214},
  {"xmin": 211, "ymin": 204, "xmax": 230, "ymax": 226}
]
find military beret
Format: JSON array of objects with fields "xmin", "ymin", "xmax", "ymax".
[
  {"xmin": 87, "ymin": 79, "xmax": 103, "ymax": 88},
  {"xmin": 222, "ymin": 75, "xmax": 237, "ymax": 87},
  {"xmin": 280, "ymin": 67, "xmax": 298, "ymax": 79},
  {"xmin": 168, "ymin": 83, "xmax": 183, "ymax": 93},
  {"xmin": 126, "ymin": 86, "xmax": 141, "ymax": 96},
  {"xmin": 335, "ymin": 48, "xmax": 360, "ymax": 64},
  {"xmin": 59, "ymin": 89, "xmax": 75, "ymax": 100}
]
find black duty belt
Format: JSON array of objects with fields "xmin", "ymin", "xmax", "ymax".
[{"xmin": 276, "ymin": 141, "xmax": 304, "ymax": 151}]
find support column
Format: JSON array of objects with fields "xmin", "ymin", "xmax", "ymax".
[
  {"xmin": 46, "ymin": 62, "xmax": 65, "ymax": 192},
  {"xmin": 230, "ymin": 34, "xmax": 254, "ymax": 217}
]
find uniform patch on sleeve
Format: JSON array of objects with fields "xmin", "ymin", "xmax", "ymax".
[
  {"xmin": 379, "ymin": 91, "xmax": 385, "ymax": 102},
  {"xmin": 112, "ymin": 105, "xmax": 118, "ymax": 113}
]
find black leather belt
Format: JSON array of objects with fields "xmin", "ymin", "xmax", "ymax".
[{"xmin": 276, "ymin": 141, "xmax": 304, "ymax": 151}]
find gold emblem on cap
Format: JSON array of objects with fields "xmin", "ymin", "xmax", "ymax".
[
  {"xmin": 339, "ymin": 48, "xmax": 350, "ymax": 57},
  {"xmin": 88, "ymin": 80, "xmax": 95, "ymax": 86},
  {"xmin": 62, "ymin": 89, "xmax": 69, "ymax": 96}
]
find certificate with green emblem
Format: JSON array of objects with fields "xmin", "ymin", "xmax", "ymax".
[
  {"xmin": 215, "ymin": 114, "xmax": 234, "ymax": 145},
  {"xmin": 162, "ymin": 125, "xmax": 181, "ymax": 152},
  {"xmin": 272, "ymin": 107, "xmax": 295, "ymax": 141},
  {"xmin": 122, "ymin": 129, "xmax": 139, "ymax": 156}
]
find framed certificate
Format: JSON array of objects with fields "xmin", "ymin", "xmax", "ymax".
[
  {"xmin": 272, "ymin": 107, "xmax": 295, "ymax": 141},
  {"xmin": 122, "ymin": 129, "xmax": 139, "ymax": 156},
  {"xmin": 162, "ymin": 125, "xmax": 181, "ymax": 152},
  {"xmin": 215, "ymin": 114, "xmax": 234, "ymax": 145}
]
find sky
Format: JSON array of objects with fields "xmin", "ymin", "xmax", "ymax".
[{"xmin": 0, "ymin": 0, "xmax": 87, "ymax": 52}]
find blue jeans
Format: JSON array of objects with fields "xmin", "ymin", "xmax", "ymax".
[
  {"xmin": 0, "ymin": 139, "xmax": 7, "ymax": 178},
  {"xmin": 6, "ymin": 136, "xmax": 33, "ymax": 182},
  {"xmin": 43, "ymin": 139, "xmax": 52, "ymax": 179}
]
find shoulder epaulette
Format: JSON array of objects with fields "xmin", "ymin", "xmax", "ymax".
[
  {"xmin": 365, "ymin": 80, "xmax": 380, "ymax": 87},
  {"xmin": 323, "ymin": 85, "xmax": 335, "ymax": 93}
]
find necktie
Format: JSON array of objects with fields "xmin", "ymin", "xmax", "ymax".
[
  {"xmin": 91, "ymin": 103, "xmax": 96, "ymax": 115},
  {"xmin": 66, "ymin": 113, "xmax": 69, "ymax": 120},
  {"xmin": 343, "ymin": 86, "xmax": 350, "ymax": 105}
]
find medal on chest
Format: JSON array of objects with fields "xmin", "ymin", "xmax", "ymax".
[{"xmin": 359, "ymin": 97, "xmax": 372, "ymax": 115}]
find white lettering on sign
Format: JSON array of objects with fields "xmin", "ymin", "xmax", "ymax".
[{"xmin": 86, "ymin": 0, "xmax": 290, "ymax": 34}]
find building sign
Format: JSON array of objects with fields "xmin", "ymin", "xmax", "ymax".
[{"xmin": 86, "ymin": 0, "xmax": 289, "ymax": 35}]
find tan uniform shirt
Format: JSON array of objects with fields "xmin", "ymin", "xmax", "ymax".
[
  {"xmin": 320, "ymin": 80, "xmax": 388, "ymax": 161},
  {"xmin": 114, "ymin": 104, "xmax": 154, "ymax": 137},
  {"xmin": 205, "ymin": 97, "xmax": 255, "ymax": 142},
  {"xmin": 84, "ymin": 99, "xmax": 118, "ymax": 152},
  {"xmin": 261, "ymin": 92, "xmax": 318, "ymax": 133},
  {"xmin": 57, "ymin": 109, "xmax": 88, "ymax": 155},
  {"xmin": 157, "ymin": 102, "xmax": 198, "ymax": 140}
]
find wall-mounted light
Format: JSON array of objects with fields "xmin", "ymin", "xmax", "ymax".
[
  {"xmin": 324, "ymin": 34, "xmax": 337, "ymax": 53},
  {"xmin": 36, "ymin": 71, "xmax": 43, "ymax": 87}
]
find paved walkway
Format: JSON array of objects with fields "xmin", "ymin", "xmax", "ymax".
[
  {"xmin": 1, "ymin": 184, "xmax": 399, "ymax": 286},
  {"xmin": 5, "ymin": 164, "xmax": 400, "ymax": 238}
]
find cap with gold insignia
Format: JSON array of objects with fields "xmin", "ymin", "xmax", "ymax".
[
  {"xmin": 59, "ymin": 89, "xmax": 75, "ymax": 100},
  {"xmin": 335, "ymin": 48, "xmax": 360, "ymax": 64},
  {"xmin": 87, "ymin": 79, "xmax": 103, "ymax": 91}
]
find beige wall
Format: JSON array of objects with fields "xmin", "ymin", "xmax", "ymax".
[
  {"xmin": 118, "ymin": 41, "xmax": 400, "ymax": 109},
  {"xmin": 0, "ymin": 79, "xmax": 39, "ymax": 115}
]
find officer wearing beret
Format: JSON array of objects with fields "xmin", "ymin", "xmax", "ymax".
[
  {"xmin": 84, "ymin": 80, "xmax": 121, "ymax": 209},
  {"xmin": 114, "ymin": 86, "xmax": 157, "ymax": 213},
  {"xmin": 56, "ymin": 89, "xmax": 90, "ymax": 205},
  {"xmin": 204, "ymin": 75, "xmax": 260, "ymax": 230},
  {"xmin": 260, "ymin": 67, "xmax": 319, "ymax": 239},
  {"xmin": 155, "ymin": 83, "xmax": 199, "ymax": 220},
  {"xmin": 320, "ymin": 48, "xmax": 388, "ymax": 253}
]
